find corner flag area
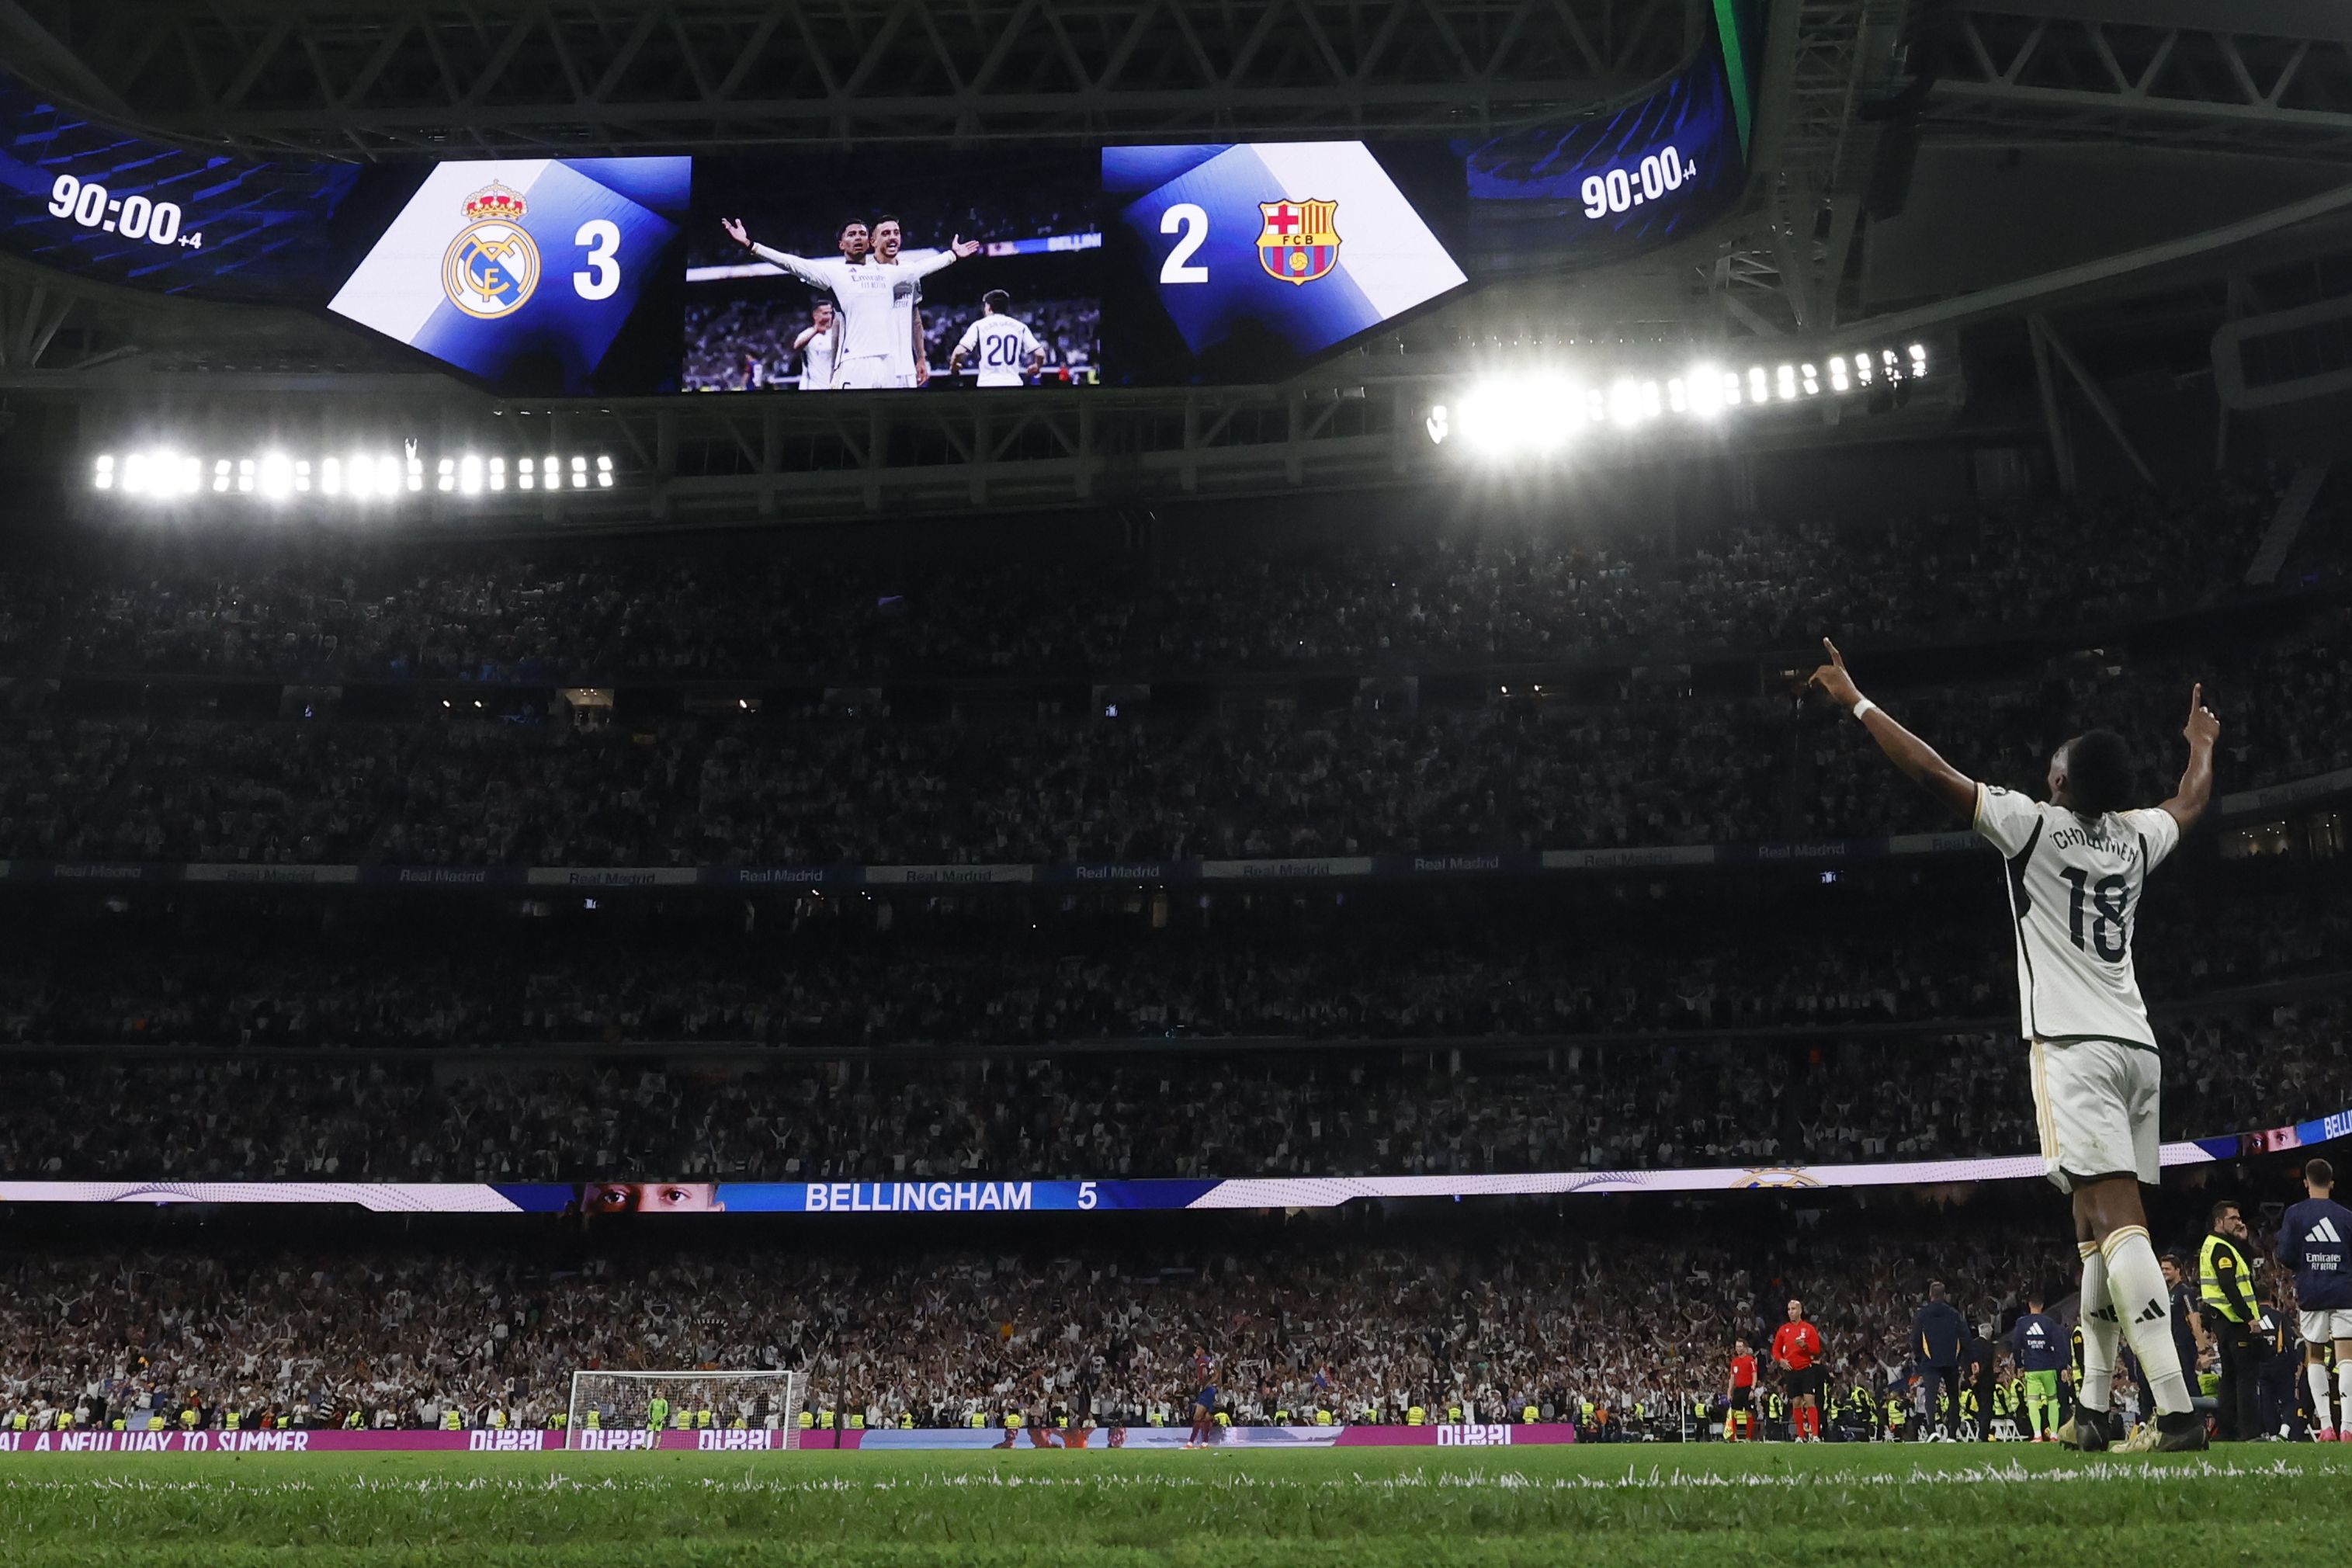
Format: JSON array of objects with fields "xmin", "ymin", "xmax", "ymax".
[{"xmin": 7, "ymin": 1443, "xmax": 2349, "ymax": 1567}]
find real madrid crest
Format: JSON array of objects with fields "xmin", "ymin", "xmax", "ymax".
[{"xmin": 443, "ymin": 182, "xmax": 540, "ymax": 319}]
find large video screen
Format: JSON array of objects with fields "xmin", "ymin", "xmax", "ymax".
[
  {"xmin": 0, "ymin": 9, "xmax": 1755, "ymax": 393},
  {"xmin": 326, "ymin": 158, "xmax": 691, "ymax": 395},
  {"xmin": 1101, "ymin": 141, "xmax": 1468, "ymax": 385},
  {"xmin": 682, "ymin": 151, "xmax": 1101, "ymax": 391}
]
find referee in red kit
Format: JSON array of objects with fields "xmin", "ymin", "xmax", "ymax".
[{"xmin": 1774, "ymin": 1298, "xmax": 1826, "ymax": 1441}]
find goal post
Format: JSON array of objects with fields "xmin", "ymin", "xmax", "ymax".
[{"xmin": 564, "ymin": 1369, "xmax": 808, "ymax": 1448}]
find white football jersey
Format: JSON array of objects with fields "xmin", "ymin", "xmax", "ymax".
[
  {"xmin": 748, "ymin": 245, "xmax": 953, "ymax": 368},
  {"xmin": 799, "ymin": 325, "xmax": 836, "ymax": 390},
  {"xmin": 1972, "ymin": 782, "xmax": 2180, "ymax": 1048},
  {"xmin": 955, "ymin": 314, "xmax": 1041, "ymax": 386}
]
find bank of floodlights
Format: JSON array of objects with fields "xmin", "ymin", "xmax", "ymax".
[
  {"xmin": 92, "ymin": 449, "xmax": 619, "ymax": 501},
  {"xmin": 1428, "ymin": 343, "xmax": 1931, "ymax": 456}
]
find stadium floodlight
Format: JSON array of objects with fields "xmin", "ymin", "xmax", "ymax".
[
  {"xmin": 597, "ymin": 454, "xmax": 614, "ymax": 489},
  {"xmin": 236, "ymin": 459, "xmax": 255, "ymax": 494},
  {"xmin": 93, "ymin": 453, "xmax": 114, "ymax": 490},
  {"xmin": 459, "ymin": 454, "xmax": 483, "ymax": 495},
  {"xmin": 564, "ymin": 1369, "xmax": 808, "ymax": 1450},
  {"xmin": 1775, "ymin": 365, "xmax": 1797, "ymax": 402},
  {"xmin": 1455, "ymin": 373, "xmax": 1578, "ymax": 456},
  {"xmin": 258, "ymin": 453, "xmax": 291, "ymax": 500},
  {"xmin": 1800, "ymin": 364, "xmax": 1820, "ymax": 397},
  {"xmin": 489, "ymin": 456, "xmax": 506, "ymax": 491},
  {"xmin": 293, "ymin": 460, "xmax": 311, "ymax": 494}
]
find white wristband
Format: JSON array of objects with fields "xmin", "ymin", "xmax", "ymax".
[{"xmin": 1851, "ymin": 699, "xmax": 1878, "ymax": 722}]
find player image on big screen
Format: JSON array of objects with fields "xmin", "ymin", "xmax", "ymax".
[{"xmin": 684, "ymin": 152, "xmax": 1101, "ymax": 392}]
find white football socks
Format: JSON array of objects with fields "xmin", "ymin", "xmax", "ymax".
[
  {"xmin": 2337, "ymin": 1361, "xmax": 2352, "ymax": 1426},
  {"xmin": 2102, "ymin": 1226, "xmax": 2192, "ymax": 1417},
  {"xmin": 2310, "ymin": 1362, "xmax": 2336, "ymax": 1429},
  {"xmin": 2076, "ymin": 1240, "xmax": 2118, "ymax": 1414}
]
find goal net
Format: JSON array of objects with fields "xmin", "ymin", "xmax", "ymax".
[{"xmin": 564, "ymin": 1369, "xmax": 808, "ymax": 1448}]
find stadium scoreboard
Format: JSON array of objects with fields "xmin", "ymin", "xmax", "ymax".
[{"xmin": 0, "ymin": 8, "xmax": 1752, "ymax": 394}]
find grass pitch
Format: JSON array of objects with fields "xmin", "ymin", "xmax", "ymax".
[{"xmin": 5, "ymin": 1441, "xmax": 2347, "ymax": 1567}]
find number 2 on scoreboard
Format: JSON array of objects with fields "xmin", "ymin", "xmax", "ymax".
[{"xmin": 1160, "ymin": 203, "xmax": 1209, "ymax": 284}]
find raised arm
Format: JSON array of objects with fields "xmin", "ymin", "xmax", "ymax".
[
  {"xmin": 2158, "ymin": 684, "xmax": 2220, "ymax": 833},
  {"xmin": 1807, "ymin": 638, "xmax": 1977, "ymax": 823},
  {"xmin": 723, "ymin": 220, "xmax": 834, "ymax": 290},
  {"xmin": 915, "ymin": 235, "xmax": 983, "ymax": 279}
]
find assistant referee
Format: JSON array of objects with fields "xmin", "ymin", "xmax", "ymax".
[{"xmin": 1773, "ymin": 1298, "xmax": 1826, "ymax": 1442}]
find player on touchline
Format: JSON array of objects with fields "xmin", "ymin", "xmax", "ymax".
[
  {"xmin": 2277, "ymin": 1155, "xmax": 2352, "ymax": 1441},
  {"xmin": 720, "ymin": 216, "xmax": 979, "ymax": 390},
  {"xmin": 1808, "ymin": 638, "xmax": 2217, "ymax": 1453}
]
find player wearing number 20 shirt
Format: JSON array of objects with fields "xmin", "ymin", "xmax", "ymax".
[{"xmin": 1809, "ymin": 637, "xmax": 2220, "ymax": 1454}]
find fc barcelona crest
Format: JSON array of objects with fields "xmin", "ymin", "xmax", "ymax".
[{"xmin": 1258, "ymin": 199, "xmax": 1340, "ymax": 285}]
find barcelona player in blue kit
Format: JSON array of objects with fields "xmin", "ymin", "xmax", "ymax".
[{"xmin": 1186, "ymin": 1348, "xmax": 1219, "ymax": 1448}]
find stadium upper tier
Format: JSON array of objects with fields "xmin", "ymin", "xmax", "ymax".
[
  {"xmin": 0, "ymin": 866, "xmax": 2340, "ymax": 1052},
  {"xmin": 0, "ymin": 487, "xmax": 2285, "ymax": 685},
  {"xmin": 3, "ymin": 993, "xmax": 2342, "ymax": 1184},
  {"xmin": 0, "ymin": 624, "xmax": 2341, "ymax": 866}
]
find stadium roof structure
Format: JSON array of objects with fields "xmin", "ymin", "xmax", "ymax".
[
  {"xmin": 5, "ymin": 0, "xmax": 2352, "ymax": 526},
  {"xmin": 0, "ymin": 0, "xmax": 1695, "ymax": 153}
]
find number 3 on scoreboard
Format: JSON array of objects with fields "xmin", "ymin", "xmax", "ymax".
[
  {"xmin": 1160, "ymin": 203, "xmax": 1209, "ymax": 284},
  {"xmin": 573, "ymin": 219, "xmax": 622, "ymax": 301}
]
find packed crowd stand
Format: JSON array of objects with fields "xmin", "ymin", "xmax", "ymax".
[
  {"xmin": 0, "ymin": 620, "xmax": 2343, "ymax": 867},
  {"xmin": 4, "ymin": 1203, "xmax": 2290, "ymax": 1439},
  {"xmin": 2, "ymin": 984, "xmax": 2343, "ymax": 1183},
  {"xmin": 0, "ymin": 868, "xmax": 2340, "ymax": 1052},
  {"xmin": 0, "ymin": 488, "xmax": 2282, "ymax": 685}
]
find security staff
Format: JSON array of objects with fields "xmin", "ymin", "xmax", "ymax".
[{"xmin": 2200, "ymin": 1199, "xmax": 2264, "ymax": 1441}]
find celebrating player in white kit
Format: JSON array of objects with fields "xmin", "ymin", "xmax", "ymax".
[
  {"xmin": 949, "ymin": 290, "xmax": 1046, "ymax": 387},
  {"xmin": 793, "ymin": 299, "xmax": 838, "ymax": 391},
  {"xmin": 1808, "ymin": 638, "xmax": 2218, "ymax": 1454},
  {"xmin": 720, "ymin": 215, "xmax": 980, "ymax": 389}
]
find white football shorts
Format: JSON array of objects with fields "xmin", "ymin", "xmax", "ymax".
[
  {"xmin": 2030, "ymin": 1036, "xmax": 2161, "ymax": 1192},
  {"xmin": 2300, "ymin": 1308, "xmax": 2352, "ymax": 1344}
]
